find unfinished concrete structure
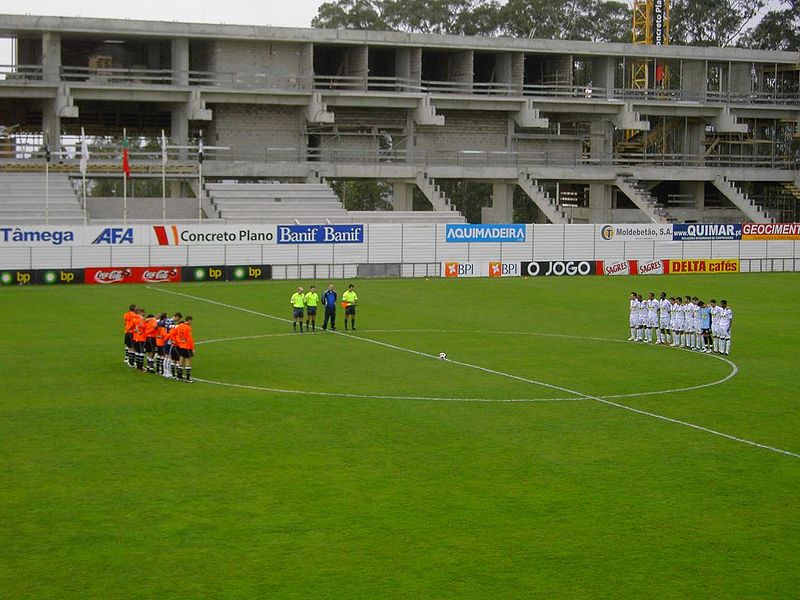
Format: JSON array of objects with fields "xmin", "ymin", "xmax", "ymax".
[{"xmin": 0, "ymin": 14, "xmax": 798, "ymax": 224}]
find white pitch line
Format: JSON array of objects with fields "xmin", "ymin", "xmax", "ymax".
[
  {"xmin": 194, "ymin": 377, "xmax": 583, "ymax": 404},
  {"xmin": 146, "ymin": 286, "xmax": 799, "ymax": 460}
]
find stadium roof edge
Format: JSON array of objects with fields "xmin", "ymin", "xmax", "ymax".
[{"xmin": 0, "ymin": 13, "xmax": 799, "ymax": 64}]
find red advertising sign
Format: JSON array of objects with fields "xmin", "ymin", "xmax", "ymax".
[
  {"xmin": 597, "ymin": 260, "xmax": 638, "ymax": 276},
  {"xmin": 638, "ymin": 259, "xmax": 669, "ymax": 275},
  {"xmin": 84, "ymin": 266, "xmax": 182, "ymax": 285}
]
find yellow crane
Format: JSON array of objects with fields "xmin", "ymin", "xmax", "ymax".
[{"xmin": 631, "ymin": 0, "xmax": 670, "ymax": 89}]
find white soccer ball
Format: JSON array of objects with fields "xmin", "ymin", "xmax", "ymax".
[{"xmin": 438, "ymin": 352, "xmax": 447, "ymax": 360}]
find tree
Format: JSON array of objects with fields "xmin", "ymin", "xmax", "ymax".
[
  {"xmin": 741, "ymin": 0, "xmax": 800, "ymax": 51},
  {"xmin": 311, "ymin": 0, "xmax": 388, "ymax": 30},
  {"xmin": 328, "ymin": 179, "xmax": 394, "ymax": 211},
  {"xmin": 670, "ymin": 0, "xmax": 766, "ymax": 47}
]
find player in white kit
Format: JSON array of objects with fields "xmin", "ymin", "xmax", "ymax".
[
  {"xmin": 637, "ymin": 294, "xmax": 648, "ymax": 342},
  {"xmin": 718, "ymin": 299, "xmax": 733, "ymax": 355},
  {"xmin": 691, "ymin": 296, "xmax": 704, "ymax": 351},
  {"xmin": 658, "ymin": 292, "xmax": 672, "ymax": 345},
  {"xmin": 671, "ymin": 297, "xmax": 685, "ymax": 347},
  {"xmin": 709, "ymin": 299, "xmax": 723, "ymax": 353},
  {"xmin": 683, "ymin": 296, "xmax": 696, "ymax": 350},
  {"xmin": 628, "ymin": 292, "xmax": 638, "ymax": 341},
  {"xmin": 644, "ymin": 292, "xmax": 659, "ymax": 343}
]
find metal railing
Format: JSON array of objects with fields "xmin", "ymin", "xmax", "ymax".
[{"xmin": 2, "ymin": 62, "xmax": 798, "ymax": 106}]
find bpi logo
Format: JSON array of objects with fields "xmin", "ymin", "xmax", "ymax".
[
  {"xmin": 600, "ymin": 225, "xmax": 615, "ymax": 241},
  {"xmin": 444, "ymin": 262, "xmax": 474, "ymax": 278},
  {"xmin": 92, "ymin": 227, "xmax": 134, "ymax": 244},
  {"xmin": 489, "ymin": 262, "xmax": 519, "ymax": 278}
]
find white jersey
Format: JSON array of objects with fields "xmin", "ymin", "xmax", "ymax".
[
  {"xmin": 659, "ymin": 299, "xmax": 671, "ymax": 325},
  {"xmin": 629, "ymin": 299, "xmax": 639, "ymax": 327},
  {"xmin": 719, "ymin": 307, "xmax": 733, "ymax": 333},
  {"xmin": 685, "ymin": 303, "xmax": 696, "ymax": 326},
  {"xmin": 638, "ymin": 301, "xmax": 648, "ymax": 324}
]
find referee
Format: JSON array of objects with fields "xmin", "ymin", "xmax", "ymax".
[{"xmin": 321, "ymin": 283, "xmax": 337, "ymax": 331}]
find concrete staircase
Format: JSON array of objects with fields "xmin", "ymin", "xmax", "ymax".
[
  {"xmin": 0, "ymin": 172, "xmax": 85, "ymax": 224},
  {"xmin": 205, "ymin": 182, "xmax": 349, "ymax": 223},
  {"xmin": 615, "ymin": 176, "xmax": 672, "ymax": 224},
  {"xmin": 415, "ymin": 172, "xmax": 457, "ymax": 212},
  {"xmin": 517, "ymin": 173, "xmax": 570, "ymax": 224},
  {"xmin": 712, "ymin": 176, "xmax": 774, "ymax": 223}
]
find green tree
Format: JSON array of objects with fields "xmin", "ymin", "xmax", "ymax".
[
  {"xmin": 670, "ymin": 0, "xmax": 766, "ymax": 46},
  {"xmin": 328, "ymin": 179, "xmax": 394, "ymax": 211},
  {"xmin": 311, "ymin": 0, "xmax": 388, "ymax": 30},
  {"xmin": 741, "ymin": 0, "xmax": 800, "ymax": 50}
]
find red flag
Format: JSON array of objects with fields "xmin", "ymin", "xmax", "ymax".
[{"xmin": 122, "ymin": 137, "xmax": 131, "ymax": 177}]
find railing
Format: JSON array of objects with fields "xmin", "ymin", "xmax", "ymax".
[{"xmin": 2, "ymin": 63, "xmax": 798, "ymax": 106}]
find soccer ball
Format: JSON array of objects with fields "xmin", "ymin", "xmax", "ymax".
[{"xmin": 437, "ymin": 352, "xmax": 447, "ymax": 360}]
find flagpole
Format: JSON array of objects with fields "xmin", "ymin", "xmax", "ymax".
[
  {"xmin": 81, "ymin": 127, "xmax": 88, "ymax": 226},
  {"xmin": 198, "ymin": 131, "xmax": 203, "ymax": 224},
  {"xmin": 123, "ymin": 127, "xmax": 127, "ymax": 226},
  {"xmin": 45, "ymin": 138, "xmax": 50, "ymax": 226},
  {"xmin": 161, "ymin": 129, "xmax": 167, "ymax": 224}
]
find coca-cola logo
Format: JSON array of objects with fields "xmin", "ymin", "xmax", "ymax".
[
  {"xmin": 93, "ymin": 269, "xmax": 132, "ymax": 284},
  {"xmin": 141, "ymin": 268, "xmax": 178, "ymax": 282}
]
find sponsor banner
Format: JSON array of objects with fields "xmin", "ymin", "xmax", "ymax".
[
  {"xmin": 488, "ymin": 262, "xmax": 520, "ymax": 278},
  {"xmin": 597, "ymin": 260, "xmax": 638, "ymax": 276},
  {"xmin": 652, "ymin": 0, "xmax": 666, "ymax": 45},
  {"xmin": 0, "ymin": 269, "xmax": 36, "ymax": 285},
  {"xmin": 181, "ymin": 265, "xmax": 227, "ymax": 282},
  {"xmin": 225, "ymin": 265, "xmax": 272, "ymax": 281},
  {"xmin": 742, "ymin": 223, "xmax": 800, "ymax": 240},
  {"xmin": 276, "ymin": 224, "xmax": 364, "ymax": 244},
  {"xmin": 598, "ymin": 224, "xmax": 673, "ymax": 242},
  {"xmin": 672, "ymin": 223, "xmax": 742, "ymax": 241},
  {"xmin": 151, "ymin": 224, "xmax": 276, "ymax": 246},
  {"xmin": 442, "ymin": 262, "xmax": 478, "ymax": 278},
  {"xmin": 85, "ymin": 266, "xmax": 182, "ymax": 285},
  {"xmin": 667, "ymin": 259, "xmax": 740, "ymax": 275},
  {"xmin": 638, "ymin": 259, "xmax": 669, "ymax": 275},
  {"xmin": 0, "ymin": 226, "xmax": 81, "ymax": 246},
  {"xmin": 35, "ymin": 269, "xmax": 84, "ymax": 285},
  {"xmin": 88, "ymin": 226, "xmax": 137, "ymax": 245},
  {"xmin": 445, "ymin": 224, "xmax": 526, "ymax": 243},
  {"xmin": 521, "ymin": 261, "xmax": 596, "ymax": 277}
]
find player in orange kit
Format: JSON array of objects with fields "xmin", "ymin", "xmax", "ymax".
[
  {"xmin": 131, "ymin": 308, "xmax": 147, "ymax": 371},
  {"xmin": 123, "ymin": 304, "xmax": 138, "ymax": 367},
  {"xmin": 174, "ymin": 315, "xmax": 195, "ymax": 382}
]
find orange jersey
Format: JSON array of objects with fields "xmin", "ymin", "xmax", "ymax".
[
  {"xmin": 123, "ymin": 310, "xmax": 138, "ymax": 333},
  {"xmin": 143, "ymin": 317, "xmax": 158, "ymax": 339},
  {"xmin": 131, "ymin": 314, "xmax": 147, "ymax": 343},
  {"xmin": 167, "ymin": 325, "xmax": 181, "ymax": 346},
  {"xmin": 175, "ymin": 323, "xmax": 195, "ymax": 351},
  {"xmin": 155, "ymin": 324, "xmax": 168, "ymax": 347}
]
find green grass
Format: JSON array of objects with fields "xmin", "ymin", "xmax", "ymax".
[{"xmin": 1, "ymin": 273, "xmax": 798, "ymax": 599}]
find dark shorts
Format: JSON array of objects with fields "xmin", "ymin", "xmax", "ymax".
[
  {"xmin": 145, "ymin": 338, "xmax": 156, "ymax": 353},
  {"xmin": 293, "ymin": 308, "xmax": 304, "ymax": 319},
  {"xmin": 178, "ymin": 347, "xmax": 193, "ymax": 359},
  {"xmin": 133, "ymin": 340, "xmax": 145, "ymax": 352},
  {"xmin": 306, "ymin": 306, "xmax": 317, "ymax": 316},
  {"xmin": 345, "ymin": 305, "xmax": 356, "ymax": 316},
  {"xmin": 156, "ymin": 345, "xmax": 164, "ymax": 356},
  {"xmin": 170, "ymin": 345, "xmax": 180, "ymax": 360},
  {"xmin": 124, "ymin": 332, "xmax": 133, "ymax": 347}
]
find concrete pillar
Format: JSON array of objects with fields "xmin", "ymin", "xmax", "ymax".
[
  {"xmin": 345, "ymin": 46, "xmax": 368, "ymax": 89},
  {"xmin": 496, "ymin": 53, "xmax": 512, "ymax": 87},
  {"xmin": 300, "ymin": 43, "xmax": 314, "ymax": 89},
  {"xmin": 681, "ymin": 60, "xmax": 707, "ymax": 101},
  {"xmin": 680, "ymin": 180, "xmax": 705, "ymax": 210},
  {"xmin": 481, "ymin": 183, "xmax": 514, "ymax": 223},
  {"xmin": 170, "ymin": 180, "xmax": 183, "ymax": 199},
  {"xmin": 42, "ymin": 100, "xmax": 61, "ymax": 155},
  {"xmin": 589, "ymin": 183, "xmax": 612, "ymax": 222},
  {"xmin": 685, "ymin": 120, "xmax": 705, "ymax": 164},
  {"xmin": 408, "ymin": 48, "xmax": 422, "ymax": 88},
  {"xmin": 511, "ymin": 53, "xmax": 525, "ymax": 94},
  {"xmin": 591, "ymin": 57, "xmax": 616, "ymax": 99},
  {"xmin": 392, "ymin": 182, "xmax": 414, "ymax": 211},
  {"xmin": 172, "ymin": 103, "xmax": 189, "ymax": 160},
  {"xmin": 148, "ymin": 43, "xmax": 161, "ymax": 70},
  {"xmin": 171, "ymin": 38, "xmax": 189, "ymax": 86},
  {"xmin": 41, "ymin": 32, "xmax": 61, "ymax": 82},
  {"xmin": 730, "ymin": 62, "xmax": 752, "ymax": 97},
  {"xmin": 450, "ymin": 51, "xmax": 473, "ymax": 91},
  {"xmin": 590, "ymin": 120, "xmax": 613, "ymax": 165}
]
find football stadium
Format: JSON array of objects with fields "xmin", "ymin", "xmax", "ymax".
[{"xmin": 1, "ymin": 3, "xmax": 799, "ymax": 598}]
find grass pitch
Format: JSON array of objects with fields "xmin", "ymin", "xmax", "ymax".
[{"xmin": 1, "ymin": 273, "xmax": 799, "ymax": 598}]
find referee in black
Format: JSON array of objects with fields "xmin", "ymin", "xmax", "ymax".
[{"xmin": 321, "ymin": 283, "xmax": 337, "ymax": 331}]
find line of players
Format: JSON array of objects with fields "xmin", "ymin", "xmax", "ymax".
[
  {"xmin": 122, "ymin": 305, "xmax": 196, "ymax": 381},
  {"xmin": 628, "ymin": 292, "xmax": 733, "ymax": 355}
]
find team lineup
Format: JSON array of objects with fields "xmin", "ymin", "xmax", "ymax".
[
  {"xmin": 290, "ymin": 283, "xmax": 358, "ymax": 332},
  {"xmin": 123, "ymin": 307, "xmax": 195, "ymax": 381},
  {"xmin": 628, "ymin": 292, "xmax": 733, "ymax": 355}
]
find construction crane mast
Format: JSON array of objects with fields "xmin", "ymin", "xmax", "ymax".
[{"xmin": 631, "ymin": 0, "xmax": 670, "ymax": 89}]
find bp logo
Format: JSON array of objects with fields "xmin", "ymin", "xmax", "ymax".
[
  {"xmin": 600, "ymin": 225, "xmax": 615, "ymax": 240},
  {"xmin": 0, "ymin": 272, "xmax": 12, "ymax": 285},
  {"xmin": 231, "ymin": 267, "xmax": 246, "ymax": 280},
  {"xmin": 43, "ymin": 271, "xmax": 58, "ymax": 284},
  {"xmin": 194, "ymin": 268, "xmax": 207, "ymax": 281}
]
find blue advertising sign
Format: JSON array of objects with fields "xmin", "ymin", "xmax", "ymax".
[
  {"xmin": 672, "ymin": 223, "xmax": 742, "ymax": 241},
  {"xmin": 277, "ymin": 224, "xmax": 364, "ymax": 244},
  {"xmin": 445, "ymin": 224, "xmax": 526, "ymax": 243}
]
